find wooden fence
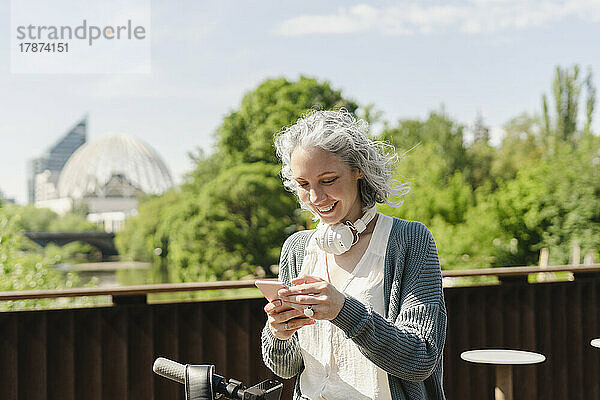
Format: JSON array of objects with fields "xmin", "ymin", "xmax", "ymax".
[{"xmin": 1, "ymin": 265, "xmax": 599, "ymax": 399}]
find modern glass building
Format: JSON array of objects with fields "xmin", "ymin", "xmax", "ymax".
[{"xmin": 27, "ymin": 118, "xmax": 87, "ymax": 203}]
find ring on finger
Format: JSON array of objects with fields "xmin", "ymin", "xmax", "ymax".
[
  {"xmin": 284, "ymin": 322, "xmax": 289, "ymax": 330},
  {"xmin": 304, "ymin": 305, "xmax": 315, "ymax": 318}
]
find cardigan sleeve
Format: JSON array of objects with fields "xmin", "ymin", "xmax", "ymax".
[
  {"xmin": 260, "ymin": 231, "xmax": 308, "ymax": 379},
  {"xmin": 330, "ymin": 220, "xmax": 447, "ymax": 382}
]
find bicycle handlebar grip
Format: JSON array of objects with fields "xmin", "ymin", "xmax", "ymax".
[{"xmin": 153, "ymin": 357, "xmax": 185, "ymax": 384}]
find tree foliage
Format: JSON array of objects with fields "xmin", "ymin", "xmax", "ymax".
[
  {"xmin": 376, "ymin": 66, "xmax": 599, "ymax": 269},
  {"xmin": 10, "ymin": 65, "xmax": 598, "ymax": 298},
  {"xmin": 490, "ymin": 113, "xmax": 545, "ymax": 183},
  {"xmin": 492, "ymin": 140, "xmax": 599, "ymax": 265},
  {"xmin": 217, "ymin": 76, "xmax": 357, "ymax": 164},
  {"xmin": 0, "ymin": 204, "xmax": 99, "ymax": 309},
  {"xmin": 465, "ymin": 114, "xmax": 495, "ymax": 189},
  {"xmin": 379, "ymin": 111, "xmax": 469, "ymax": 181},
  {"xmin": 543, "ymin": 65, "xmax": 597, "ymax": 150},
  {"xmin": 170, "ymin": 163, "xmax": 298, "ymax": 281},
  {"xmin": 118, "ymin": 76, "xmax": 358, "ymax": 282},
  {"xmin": 186, "ymin": 76, "xmax": 358, "ymax": 191},
  {"xmin": 122, "ymin": 67, "xmax": 597, "ymax": 279}
]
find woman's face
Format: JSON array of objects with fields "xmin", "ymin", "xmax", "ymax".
[{"xmin": 290, "ymin": 146, "xmax": 363, "ymax": 225}]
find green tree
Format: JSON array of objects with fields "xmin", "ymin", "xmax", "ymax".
[
  {"xmin": 138, "ymin": 76, "xmax": 359, "ymax": 282},
  {"xmin": 356, "ymin": 103, "xmax": 385, "ymax": 126},
  {"xmin": 178, "ymin": 163, "xmax": 298, "ymax": 280},
  {"xmin": 379, "ymin": 143, "xmax": 473, "ymax": 228},
  {"xmin": 0, "ymin": 207, "xmax": 82, "ymax": 310},
  {"xmin": 1, "ymin": 204, "xmax": 98, "ymax": 233},
  {"xmin": 490, "ymin": 113, "xmax": 544, "ymax": 182},
  {"xmin": 425, "ymin": 192, "xmax": 503, "ymax": 270},
  {"xmin": 536, "ymin": 142, "xmax": 600, "ymax": 264},
  {"xmin": 204, "ymin": 76, "xmax": 357, "ymax": 168},
  {"xmin": 377, "ymin": 113, "xmax": 480, "ymax": 270},
  {"xmin": 542, "ymin": 65, "xmax": 596, "ymax": 150},
  {"xmin": 0, "ymin": 204, "xmax": 100, "ymax": 258},
  {"xmin": 584, "ymin": 66, "xmax": 596, "ymax": 137},
  {"xmin": 379, "ymin": 111, "xmax": 469, "ymax": 181},
  {"xmin": 490, "ymin": 139, "xmax": 600, "ymax": 266},
  {"xmin": 11, "ymin": 204, "xmax": 58, "ymax": 232},
  {"xmin": 378, "ymin": 143, "xmax": 504, "ymax": 270},
  {"xmin": 47, "ymin": 212, "xmax": 98, "ymax": 232},
  {"xmin": 120, "ymin": 163, "xmax": 299, "ymax": 282},
  {"xmin": 465, "ymin": 114, "xmax": 495, "ymax": 189},
  {"xmin": 553, "ymin": 65, "xmax": 581, "ymax": 144}
]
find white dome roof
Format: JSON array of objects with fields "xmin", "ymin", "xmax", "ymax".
[{"xmin": 58, "ymin": 134, "xmax": 173, "ymax": 200}]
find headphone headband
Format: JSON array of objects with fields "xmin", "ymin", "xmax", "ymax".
[{"xmin": 348, "ymin": 205, "xmax": 377, "ymax": 234}]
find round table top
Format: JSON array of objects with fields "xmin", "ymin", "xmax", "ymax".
[
  {"xmin": 461, "ymin": 349, "xmax": 546, "ymax": 365},
  {"xmin": 592, "ymin": 338, "xmax": 600, "ymax": 348}
]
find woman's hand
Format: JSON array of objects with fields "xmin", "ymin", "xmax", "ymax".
[
  {"xmin": 264, "ymin": 299, "xmax": 316, "ymax": 340},
  {"xmin": 278, "ymin": 276, "xmax": 346, "ymax": 321}
]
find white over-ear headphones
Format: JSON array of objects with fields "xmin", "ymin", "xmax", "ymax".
[{"xmin": 314, "ymin": 206, "xmax": 377, "ymax": 255}]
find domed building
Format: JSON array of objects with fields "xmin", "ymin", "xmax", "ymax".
[{"xmin": 40, "ymin": 134, "xmax": 173, "ymax": 232}]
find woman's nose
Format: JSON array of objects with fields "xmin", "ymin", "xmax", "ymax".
[{"xmin": 309, "ymin": 188, "xmax": 322, "ymax": 203}]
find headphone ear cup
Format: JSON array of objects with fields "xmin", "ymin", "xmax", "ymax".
[
  {"xmin": 315, "ymin": 223, "xmax": 354, "ymax": 255},
  {"xmin": 332, "ymin": 225, "xmax": 354, "ymax": 254}
]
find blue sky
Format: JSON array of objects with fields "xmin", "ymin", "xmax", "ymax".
[{"xmin": 1, "ymin": 0, "xmax": 600, "ymax": 204}]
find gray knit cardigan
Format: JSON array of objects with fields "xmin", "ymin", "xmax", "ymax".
[{"xmin": 261, "ymin": 217, "xmax": 447, "ymax": 399}]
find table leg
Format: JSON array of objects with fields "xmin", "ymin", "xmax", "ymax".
[{"xmin": 494, "ymin": 365, "xmax": 513, "ymax": 400}]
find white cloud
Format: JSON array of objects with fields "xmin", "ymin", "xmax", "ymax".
[
  {"xmin": 275, "ymin": 5, "xmax": 378, "ymax": 36},
  {"xmin": 274, "ymin": 1, "xmax": 600, "ymax": 37}
]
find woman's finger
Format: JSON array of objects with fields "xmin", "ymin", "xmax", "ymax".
[
  {"xmin": 281, "ymin": 294, "xmax": 326, "ymax": 305},
  {"xmin": 263, "ymin": 299, "xmax": 281, "ymax": 314},
  {"xmin": 264, "ymin": 299, "xmax": 297, "ymax": 315},
  {"xmin": 280, "ymin": 284, "xmax": 345, "ymax": 321},
  {"xmin": 272, "ymin": 308, "xmax": 306, "ymax": 323},
  {"xmin": 277, "ymin": 316, "xmax": 316, "ymax": 331},
  {"xmin": 276, "ymin": 300, "xmax": 307, "ymax": 313},
  {"xmin": 269, "ymin": 312, "xmax": 318, "ymax": 339},
  {"xmin": 279, "ymin": 281, "xmax": 327, "ymax": 297},
  {"xmin": 291, "ymin": 275, "xmax": 323, "ymax": 285}
]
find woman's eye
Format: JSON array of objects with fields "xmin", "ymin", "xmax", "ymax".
[
  {"xmin": 298, "ymin": 182, "xmax": 309, "ymax": 188},
  {"xmin": 322, "ymin": 177, "xmax": 338, "ymax": 184}
]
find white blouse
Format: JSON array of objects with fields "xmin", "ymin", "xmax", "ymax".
[{"xmin": 297, "ymin": 213, "xmax": 394, "ymax": 400}]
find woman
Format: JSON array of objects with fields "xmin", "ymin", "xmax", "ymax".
[{"xmin": 261, "ymin": 109, "xmax": 446, "ymax": 399}]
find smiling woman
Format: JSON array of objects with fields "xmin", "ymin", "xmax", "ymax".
[
  {"xmin": 290, "ymin": 146, "xmax": 363, "ymax": 225},
  {"xmin": 261, "ymin": 109, "xmax": 448, "ymax": 400},
  {"xmin": 276, "ymin": 109, "xmax": 407, "ymax": 216}
]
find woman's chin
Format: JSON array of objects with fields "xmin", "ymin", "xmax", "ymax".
[
  {"xmin": 315, "ymin": 206, "xmax": 342, "ymax": 225},
  {"xmin": 320, "ymin": 217, "xmax": 340, "ymax": 225},
  {"xmin": 319, "ymin": 211, "xmax": 344, "ymax": 225}
]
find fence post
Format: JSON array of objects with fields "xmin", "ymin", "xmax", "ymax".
[
  {"xmin": 539, "ymin": 248, "xmax": 549, "ymax": 268},
  {"xmin": 537, "ymin": 248, "xmax": 554, "ymax": 282},
  {"xmin": 583, "ymin": 251, "xmax": 595, "ymax": 265},
  {"xmin": 570, "ymin": 242, "xmax": 581, "ymax": 265}
]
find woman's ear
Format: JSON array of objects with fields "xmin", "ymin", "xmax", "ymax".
[{"xmin": 353, "ymin": 169, "xmax": 364, "ymax": 180}]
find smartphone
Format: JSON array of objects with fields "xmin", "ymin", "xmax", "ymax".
[{"xmin": 255, "ymin": 280, "xmax": 289, "ymax": 302}]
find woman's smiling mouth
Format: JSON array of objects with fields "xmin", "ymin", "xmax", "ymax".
[{"xmin": 316, "ymin": 201, "xmax": 338, "ymax": 214}]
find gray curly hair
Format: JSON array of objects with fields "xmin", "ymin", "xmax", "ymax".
[{"xmin": 274, "ymin": 109, "xmax": 408, "ymax": 212}]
